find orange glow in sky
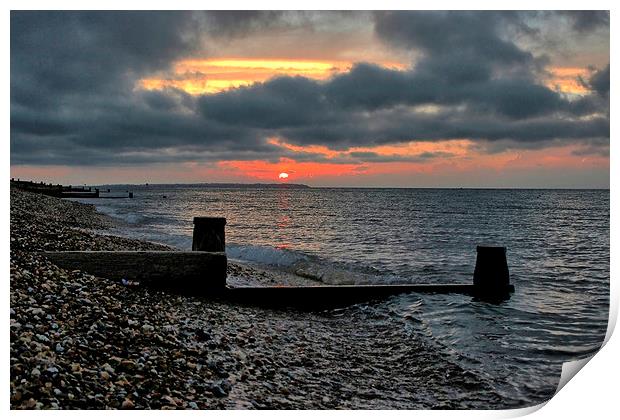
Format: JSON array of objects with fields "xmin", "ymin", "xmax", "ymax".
[
  {"xmin": 138, "ymin": 58, "xmax": 407, "ymax": 94},
  {"xmin": 218, "ymin": 158, "xmax": 366, "ymax": 181},
  {"xmin": 10, "ymin": 141, "xmax": 608, "ymax": 188},
  {"xmin": 212, "ymin": 143, "xmax": 608, "ymax": 185},
  {"xmin": 545, "ymin": 66, "xmax": 592, "ymax": 95},
  {"xmin": 139, "ymin": 60, "xmax": 595, "ymax": 96},
  {"xmin": 268, "ymin": 137, "xmax": 474, "ymax": 160}
]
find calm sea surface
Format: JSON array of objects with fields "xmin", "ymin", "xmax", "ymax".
[{"xmin": 74, "ymin": 186, "xmax": 609, "ymax": 407}]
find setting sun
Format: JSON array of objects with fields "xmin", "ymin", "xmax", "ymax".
[{"xmin": 278, "ymin": 172, "xmax": 289, "ymax": 180}]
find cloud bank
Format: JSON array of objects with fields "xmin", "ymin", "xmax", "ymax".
[{"xmin": 11, "ymin": 11, "xmax": 609, "ymax": 170}]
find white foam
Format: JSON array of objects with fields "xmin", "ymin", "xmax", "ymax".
[
  {"xmin": 92, "ymin": 203, "xmax": 145, "ymax": 225},
  {"xmin": 228, "ymin": 244, "xmax": 409, "ymax": 286},
  {"xmin": 292, "ymin": 260, "xmax": 408, "ymax": 285},
  {"xmin": 227, "ymin": 244, "xmax": 305, "ymax": 267}
]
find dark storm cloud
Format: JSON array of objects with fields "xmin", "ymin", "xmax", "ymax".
[
  {"xmin": 348, "ymin": 151, "xmax": 453, "ymax": 163},
  {"xmin": 276, "ymin": 108, "xmax": 609, "ymax": 149},
  {"xmin": 323, "ymin": 62, "xmax": 568, "ymax": 119},
  {"xmin": 558, "ymin": 11, "xmax": 610, "ymax": 33},
  {"xmin": 374, "ymin": 11, "xmax": 536, "ymax": 68},
  {"xmin": 10, "ymin": 11, "xmax": 282, "ymax": 165},
  {"xmin": 10, "ymin": 11, "xmax": 610, "ymax": 167},
  {"xmin": 585, "ymin": 64, "xmax": 610, "ymax": 96},
  {"xmin": 197, "ymin": 10, "xmax": 292, "ymax": 38},
  {"xmin": 197, "ymin": 76, "xmax": 330, "ymax": 128},
  {"xmin": 11, "ymin": 11, "xmax": 202, "ymax": 104},
  {"xmin": 196, "ymin": 59, "xmax": 604, "ymax": 143}
]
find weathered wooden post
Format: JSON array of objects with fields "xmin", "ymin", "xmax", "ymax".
[
  {"xmin": 44, "ymin": 251, "xmax": 228, "ymax": 293},
  {"xmin": 192, "ymin": 217, "xmax": 226, "ymax": 252},
  {"xmin": 472, "ymin": 246, "xmax": 513, "ymax": 300}
]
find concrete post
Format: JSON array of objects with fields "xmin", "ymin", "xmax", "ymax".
[
  {"xmin": 473, "ymin": 246, "xmax": 512, "ymax": 300},
  {"xmin": 192, "ymin": 217, "xmax": 226, "ymax": 252}
]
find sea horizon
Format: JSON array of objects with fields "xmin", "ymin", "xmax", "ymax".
[{"xmin": 10, "ymin": 178, "xmax": 611, "ymax": 191}]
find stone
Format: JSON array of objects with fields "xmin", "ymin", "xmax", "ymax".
[{"xmin": 211, "ymin": 384, "xmax": 228, "ymax": 398}]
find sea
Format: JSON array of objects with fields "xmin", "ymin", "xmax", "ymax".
[{"xmin": 72, "ymin": 185, "xmax": 609, "ymax": 407}]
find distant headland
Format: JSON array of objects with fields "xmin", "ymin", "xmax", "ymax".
[
  {"xmin": 11, "ymin": 178, "xmax": 312, "ymax": 192},
  {"xmin": 105, "ymin": 182, "xmax": 312, "ymax": 189}
]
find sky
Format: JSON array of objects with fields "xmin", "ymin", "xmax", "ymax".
[{"xmin": 10, "ymin": 11, "xmax": 610, "ymax": 187}]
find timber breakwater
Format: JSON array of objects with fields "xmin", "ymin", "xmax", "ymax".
[{"xmin": 11, "ymin": 179, "xmax": 134, "ymax": 199}]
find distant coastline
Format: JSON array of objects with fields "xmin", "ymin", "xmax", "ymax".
[{"xmin": 96, "ymin": 182, "xmax": 312, "ymax": 189}]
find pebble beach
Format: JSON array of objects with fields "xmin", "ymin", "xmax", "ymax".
[{"xmin": 10, "ymin": 188, "xmax": 503, "ymax": 409}]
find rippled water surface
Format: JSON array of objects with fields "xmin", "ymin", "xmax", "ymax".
[{"xmin": 77, "ymin": 186, "xmax": 609, "ymax": 407}]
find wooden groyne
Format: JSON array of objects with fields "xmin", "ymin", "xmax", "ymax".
[
  {"xmin": 223, "ymin": 246, "xmax": 515, "ymax": 308},
  {"xmin": 11, "ymin": 179, "xmax": 99, "ymax": 198},
  {"xmin": 98, "ymin": 192, "xmax": 134, "ymax": 199},
  {"xmin": 223, "ymin": 284, "xmax": 476, "ymax": 309},
  {"xmin": 11, "ymin": 179, "xmax": 133, "ymax": 199},
  {"xmin": 43, "ymin": 251, "xmax": 227, "ymax": 293},
  {"xmin": 44, "ymin": 215, "xmax": 515, "ymax": 307},
  {"xmin": 190, "ymin": 216, "xmax": 514, "ymax": 304}
]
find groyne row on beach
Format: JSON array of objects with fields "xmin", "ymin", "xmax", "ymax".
[{"xmin": 11, "ymin": 179, "xmax": 133, "ymax": 199}]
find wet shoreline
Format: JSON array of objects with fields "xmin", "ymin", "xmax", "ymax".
[{"xmin": 11, "ymin": 188, "xmax": 511, "ymax": 409}]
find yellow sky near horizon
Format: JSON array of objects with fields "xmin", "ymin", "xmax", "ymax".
[
  {"xmin": 139, "ymin": 58, "xmax": 402, "ymax": 94},
  {"xmin": 138, "ymin": 58, "xmax": 593, "ymax": 96}
]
